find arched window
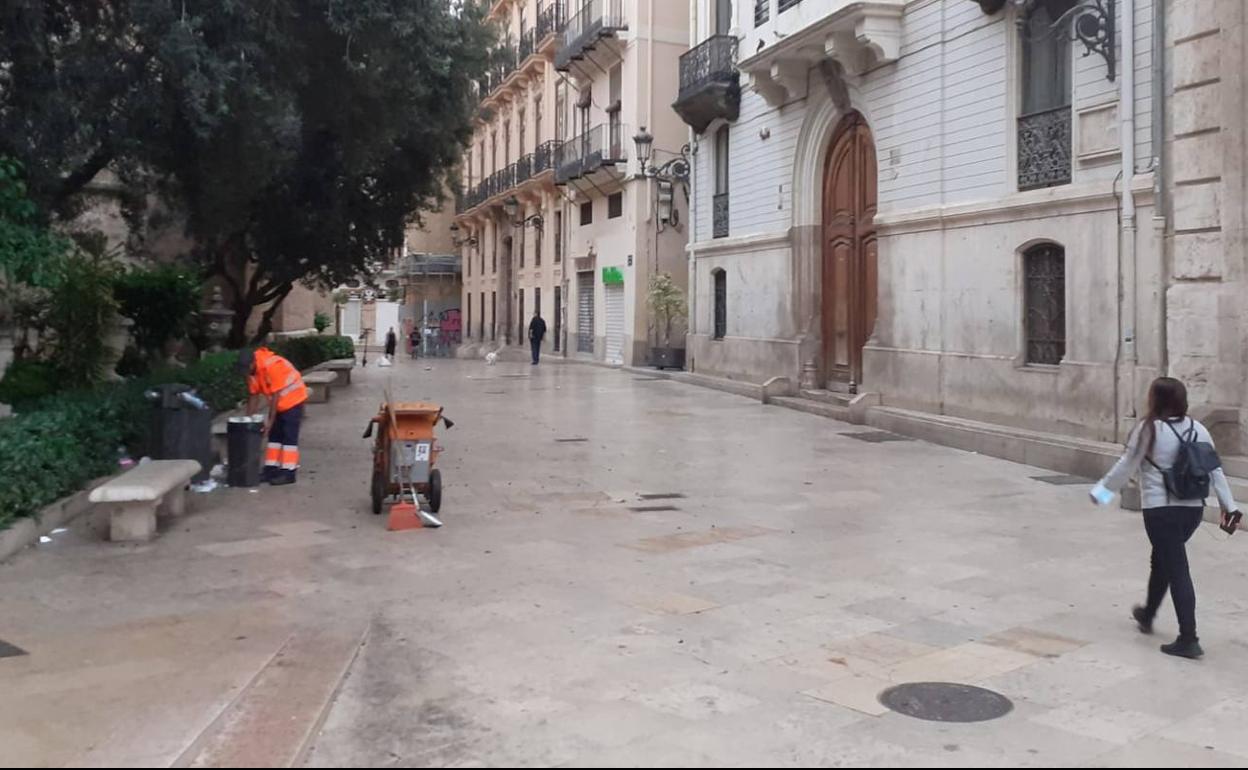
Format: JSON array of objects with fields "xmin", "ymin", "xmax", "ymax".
[
  {"xmin": 1024, "ymin": 242, "xmax": 1066, "ymax": 365},
  {"xmin": 712, "ymin": 268, "xmax": 727, "ymax": 340}
]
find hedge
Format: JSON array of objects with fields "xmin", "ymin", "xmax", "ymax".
[{"xmin": 0, "ymin": 335, "xmax": 354, "ymax": 529}]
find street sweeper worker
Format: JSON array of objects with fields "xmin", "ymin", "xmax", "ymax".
[{"xmin": 239, "ymin": 346, "xmax": 308, "ymax": 485}]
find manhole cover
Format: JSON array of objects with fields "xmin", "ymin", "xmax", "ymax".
[
  {"xmin": 879, "ymin": 682, "xmax": 1013, "ymax": 723},
  {"xmin": 841, "ymin": 431, "xmax": 912, "ymax": 443},
  {"xmin": 0, "ymin": 639, "xmax": 28, "ymax": 659},
  {"xmin": 1031, "ymin": 474, "xmax": 1091, "ymax": 486}
]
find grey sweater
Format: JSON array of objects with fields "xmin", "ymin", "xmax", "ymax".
[{"xmin": 1099, "ymin": 417, "xmax": 1238, "ymax": 511}]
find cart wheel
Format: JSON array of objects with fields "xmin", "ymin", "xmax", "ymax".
[
  {"xmin": 371, "ymin": 469, "xmax": 384, "ymax": 515},
  {"xmin": 428, "ymin": 469, "xmax": 443, "ymax": 513}
]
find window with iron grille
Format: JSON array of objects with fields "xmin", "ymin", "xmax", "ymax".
[
  {"xmin": 713, "ymin": 269, "xmax": 727, "ymax": 340},
  {"xmin": 580, "ymin": 200, "xmax": 593, "ymax": 225},
  {"xmin": 481, "ymin": 291, "xmax": 486, "ymax": 339},
  {"xmin": 754, "ymin": 0, "xmax": 769, "ymax": 26},
  {"xmin": 467, "ymin": 294, "xmax": 472, "ymax": 340},
  {"xmin": 778, "ymin": 0, "xmax": 799, "ymax": 13},
  {"xmin": 713, "ymin": 125, "xmax": 729, "ymax": 239},
  {"xmin": 1024, "ymin": 243, "xmax": 1066, "ymax": 366},
  {"xmin": 554, "ymin": 286, "xmax": 562, "ymax": 351},
  {"xmin": 518, "ymin": 227, "xmax": 525, "ymax": 268},
  {"xmin": 556, "ymin": 209, "xmax": 566, "ymax": 260},
  {"xmin": 715, "ymin": 0, "xmax": 732, "ymax": 35},
  {"xmin": 608, "ymin": 192, "xmax": 623, "ymax": 219},
  {"xmin": 1018, "ymin": 0, "xmax": 1073, "ymax": 191},
  {"xmin": 535, "ymin": 220, "xmax": 543, "ymax": 266},
  {"xmin": 518, "ymin": 288, "xmax": 525, "ymax": 342},
  {"xmin": 491, "ymin": 291, "xmax": 497, "ymax": 340}
]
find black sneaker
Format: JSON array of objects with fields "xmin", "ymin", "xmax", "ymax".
[
  {"xmin": 269, "ymin": 471, "xmax": 297, "ymax": 486},
  {"xmin": 1132, "ymin": 606, "xmax": 1154, "ymax": 635},
  {"xmin": 1160, "ymin": 637, "xmax": 1204, "ymax": 659}
]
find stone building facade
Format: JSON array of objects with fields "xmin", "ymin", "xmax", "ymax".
[
  {"xmin": 680, "ymin": 0, "xmax": 1246, "ymax": 449},
  {"xmin": 455, "ymin": 0, "xmax": 690, "ymax": 366}
]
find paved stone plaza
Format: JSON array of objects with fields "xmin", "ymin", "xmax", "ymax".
[{"xmin": 2, "ymin": 358, "xmax": 1247, "ymax": 767}]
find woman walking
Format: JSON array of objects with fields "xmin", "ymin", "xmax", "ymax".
[{"xmin": 1095, "ymin": 377, "xmax": 1240, "ymax": 659}]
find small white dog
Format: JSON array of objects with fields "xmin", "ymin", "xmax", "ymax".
[{"xmin": 485, "ymin": 351, "xmax": 498, "ymax": 366}]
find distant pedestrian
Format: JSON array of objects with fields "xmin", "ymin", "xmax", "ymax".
[
  {"xmin": 1093, "ymin": 377, "xmax": 1240, "ymax": 659},
  {"xmin": 385, "ymin": 327, "xmax": 397, "ymax": 359},
  {"xmin": 528, "ymin": 309, "xmax": 546, "ymax": 365},
  {"xmin": 409, "ymin": 327, "xmax": 420, "ymax": 359}
]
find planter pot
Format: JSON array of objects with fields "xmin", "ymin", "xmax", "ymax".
[{"xmin": 650, "ymin": 347, "xmax": 686, "ymax": 371}]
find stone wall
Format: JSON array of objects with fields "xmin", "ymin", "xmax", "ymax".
[{"xmin": 1164, "ymin": 0, "xmax": 1248, "ymax": 452}]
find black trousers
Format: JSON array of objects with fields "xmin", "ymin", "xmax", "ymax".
[
  {"xmin": 531, "ymin": 338, "xmax": 541, "ymax": 364},
  {"xmin": 1142, "ymin": 506, "xmax": 1204, "ymax": 640}
]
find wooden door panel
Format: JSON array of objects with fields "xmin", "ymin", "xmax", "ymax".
[{"xmin": 822, "ymin": 112, "xmax": 878, "ymax": 386}]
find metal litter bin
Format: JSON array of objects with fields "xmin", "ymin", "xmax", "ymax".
[
  {"xmin": 227, "ymin": 416, "xmax": 265, "ymax": 488},
  {"xmin": 145, "ymin": 384, "xmax": 213, "ymax": 482}
]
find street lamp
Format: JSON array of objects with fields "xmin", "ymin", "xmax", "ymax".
[
  {"xmin": 449, "ymin": 222, "xmax": 476, "ymax": 248},
  {"xmin": 503, "ymin": 195, "xmax": 543, "ymax": 230},
  {"xmin": 633, "ymin": 125, "xmax": 690, "ymax": 190}
]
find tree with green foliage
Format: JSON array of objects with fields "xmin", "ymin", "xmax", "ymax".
[
  {"xmin": 148, "ymin": 1, "xmax": 493, "ymax": 344},
  {"xmin": 113, "ymin": 263, "xmax": 202, "ymax": 367},
  {"xmin": 0, "ymin": 2, "xmax": 157, "ymax": 223},
  {"xmin": 2, "ymin": 1, "xmax": 494, "ymax": 346}
]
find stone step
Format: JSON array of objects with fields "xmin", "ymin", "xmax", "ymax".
[
  {"xmin": 799, "ymin": 389, "xmax": 855, "ymax": 406},
  {"xmin": 769, "ymin": 396, "xmax": 851, "ymax": 422}
]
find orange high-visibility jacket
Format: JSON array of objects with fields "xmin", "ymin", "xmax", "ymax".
[{"xmin": 247, "ymin": 348, "xmax": 308, "ymax": 412}]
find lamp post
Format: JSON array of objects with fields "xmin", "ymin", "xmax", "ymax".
[
  {"xmin": 503, "ymin": 195, "xmax": 544, "ymax": 230},
  {"xmin": 633, "ymin": 126, "xmax": 690, "ymax": 189}
]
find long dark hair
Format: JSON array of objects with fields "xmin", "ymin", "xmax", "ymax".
[{"xmin": 1139, "ymin": 376, "xmax": 1189, "ymax": 457}]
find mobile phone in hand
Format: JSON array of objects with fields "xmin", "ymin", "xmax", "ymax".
[{"xmin": 1220, "ymin": 510, "xmax": 1243, "ymax": 535}]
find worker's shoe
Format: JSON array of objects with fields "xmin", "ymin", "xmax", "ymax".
[
  {"xmin": 269, "ymin": 470, "xmax": 297, "ymax": 486},
  {"xmin": 260, "ymin": 466, "xmax": 279, "ymax": 484}
]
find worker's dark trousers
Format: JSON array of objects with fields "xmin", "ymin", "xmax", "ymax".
[{"xmin": 265, "ymin": 404, "xmax": 304, "ymax": 483}]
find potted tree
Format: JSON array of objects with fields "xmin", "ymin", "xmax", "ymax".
[{"xmin": 647, "ymin": 272, "xmax": 687, "ymax": 370}]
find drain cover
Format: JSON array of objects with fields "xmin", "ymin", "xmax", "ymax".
[
  {"xmin": 0, "ymin": 639, "xmax": 28, "ymax": 659},
  {"xmin": 841, "ymin": 431, "xmax": 912, "ymax": 443},
  {"xmin": 629, "ymin": 505, "xmax": 680, "ymax": 512},
  {"xmin": 633, "ymin": 377, "xmax": 666, "ymax": 382},
  {"xmin": 555, "ymin": 437, "xmax": 589, "ymax": 443},
  {"xmin": 879, "ymin": 682, "xmax": 1013, "ymax": 723},
  {"xmin": 639, "ymin": 492, "xmax": 686, "ymax": 500},
  {"xmin": 1031, "ymin": 474, "xmax": 1091, "ymax": 486}
]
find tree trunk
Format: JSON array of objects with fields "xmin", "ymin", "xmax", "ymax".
[{"xmin": 251, "ymin": 283, "xmax": 294, "ymax": 343}]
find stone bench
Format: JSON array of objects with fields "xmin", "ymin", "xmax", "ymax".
[
  {"xmin": 318, "ymin": 358, "xmax": 356, "ymax": 385},
  {"xmin": 303, "ymin": 370, "xmax": 337, "ymax": 403},
  {"xmin": 89, "ymin": 459, "xmax": 201, "ymax": 542}
]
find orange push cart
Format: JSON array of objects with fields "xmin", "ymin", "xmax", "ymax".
[{"xmin": 362, "ymin": 400, "xmax": 454, "ymax": 517}]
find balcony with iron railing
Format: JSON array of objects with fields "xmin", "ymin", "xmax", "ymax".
[
  {"xmin": 713, "ymin": 192, "xmax": 730, "ymax": 239},
  {"xmin": 674, "ymin": 35, "xmax": 741, "ymax": 133},
  {"xmin": 534, "ymin": 139, "xmax": 561, "ymax": 175},
  {"xmin": 554, "ymin": 0, "xmax": 626, "ymax": 72},
  {"xmin": 514, "ymin": 153, "xmax": 534, "ymax": 186},
  {"xmin": 518, "ymin": 28, "xmax": 536, "ymax": 63},
  {"xmin": 1018, "ymin": 106, "xmax": 1072, "ymax": 191},
  {"xmin": 554, "ymin": 123, "xmax": 629, "ymax": 184},
  {"xmin": 536, "ymin": 1, "xmax": 567, "ymax": 49},
  {"xmin": 455, "ymin": 140, "xmax": 566, "ymax": 217}
]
